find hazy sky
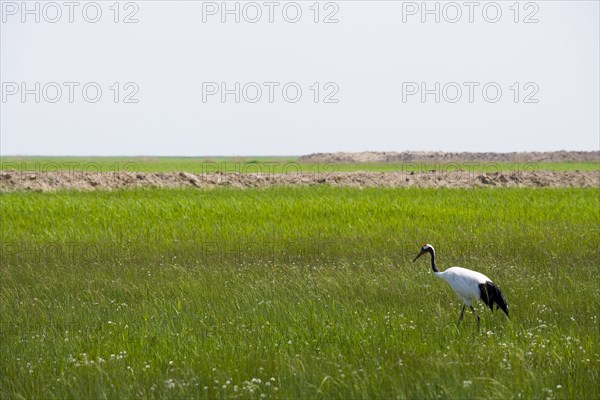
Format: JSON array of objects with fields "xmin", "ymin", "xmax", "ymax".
[{"xmin": 1, "ymin": 1, "xmax": 599, "ymax": 156}]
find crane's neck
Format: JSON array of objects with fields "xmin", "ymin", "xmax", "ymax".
[{"xmin": 428, "ymin": 248, "xmax": 439, "ymax": 273}]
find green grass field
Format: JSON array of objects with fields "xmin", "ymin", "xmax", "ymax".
[
  {"xmin": 1, "ymin": 187, "xmax": 599, "ymax": 399},
  {"xmin": 2, "ymin": 156, "xmax": 598, "ymax": 174}
]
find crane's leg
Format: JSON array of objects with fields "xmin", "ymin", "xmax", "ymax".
[
  {"xmin": 470, "ymin": 306, "xmax": 481, "ymax": 331},
  {"xmin": 457, "ymin": 305, "xmax": 466, "ymax": 326}
]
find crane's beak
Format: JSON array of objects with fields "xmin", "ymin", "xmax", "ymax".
[{"xmin": 413, "ymin": 250, "xmax": 425, "ymax": 262}]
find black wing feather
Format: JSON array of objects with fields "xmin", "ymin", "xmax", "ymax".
[{"xmin": 479, "ymin": 281, "xmax": 509, "ymax": 317}]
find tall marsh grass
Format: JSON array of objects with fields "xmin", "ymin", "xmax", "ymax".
[{"xmin": 1, "ymin": 187, "xmax": 599, "ymax": 398}]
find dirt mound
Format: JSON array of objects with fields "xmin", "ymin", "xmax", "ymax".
[
  {"xmin": 298, "ymin": 151, "xmax": 600, "ymax": 164},
  {"xmin": 1, "ymin": 170, "xmax": 598, "ymax": 192}
]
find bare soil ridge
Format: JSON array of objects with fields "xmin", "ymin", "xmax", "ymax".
[
  {"xmin": 1, "ymin": 170, "xmax": 598, "ymax": 192},
  {"xmin": 298, "ymin": 151, "xmax": 600, "ymax": 163}
]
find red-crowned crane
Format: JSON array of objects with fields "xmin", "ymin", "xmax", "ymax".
[{"xmin": 413, "ymin": 244, "xmax": 509, "ymax": 330}]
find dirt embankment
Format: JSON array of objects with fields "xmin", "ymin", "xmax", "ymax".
[
  {"xmin": 2, "ymin": 152, "xmax": 598, "ymax": 191},
  {"xmin": 298, "ymin": 151, "xmax": 600, "ymax": 164},
  {"xmin": 1, "ymin": 170, "xmax": 598, "ymax": 192}
]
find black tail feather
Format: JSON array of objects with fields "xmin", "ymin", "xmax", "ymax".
[{"xmin": 479, "ymin": 281, "xmax": 509, "ymax": 317}]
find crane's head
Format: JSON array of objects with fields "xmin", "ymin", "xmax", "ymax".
[{"xmin": 413, "ymin": 243, "xmax": 434, "ymax": 262}]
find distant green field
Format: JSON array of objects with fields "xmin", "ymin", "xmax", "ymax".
[
  {"xmin": 1, "ymin": 187, "xmax": 599, "ymax": 399},
  {"xmin": 1, "ymin": 156, "xmax": 598, "ymax": 174}
]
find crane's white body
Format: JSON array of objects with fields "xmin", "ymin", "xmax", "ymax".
[{"xmin": 434, "ymin": 267, "xmax": 490, "ymax": 307}]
